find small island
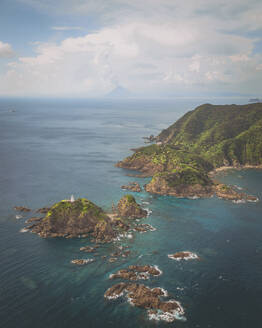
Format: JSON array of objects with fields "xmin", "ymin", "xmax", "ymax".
[
  {"xmin": 25, "ymin": 195, "xmax": 148, "ymax": 242},
  {"xmin": 116, "ymin": 103, "xmax": 262, "ymax": 200}
]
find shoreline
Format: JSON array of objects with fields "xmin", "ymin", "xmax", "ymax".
[{"xmin": 209, "ymin": 164, "xmax": 262, "ymax": 176}]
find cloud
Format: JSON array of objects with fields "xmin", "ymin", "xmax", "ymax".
[
  {"xmin": 52, "ymin": 26, "xmax": 82, "ymax": 31},
  {"xmin": 1, "ymin": 0, "xmax": 262, "ymax": 96},
  {"xmin": 0, "ymin": 41, "xmax": 15, "ymax": 58}
]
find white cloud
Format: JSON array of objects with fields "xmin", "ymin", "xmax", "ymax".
[
  {"xmin": 2, "ymin": 0, "xmax": 262, "ymax": 96},
  {"xmin": 0, "ymin": 41, "xmax": 15, "ymax": 58},
  {"xmin": 52, "ymin": 26, "xmax": 82, "ymax": 31}
]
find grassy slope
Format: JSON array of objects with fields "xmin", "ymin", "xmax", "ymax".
[{"xmin": 118, "ymin": 103, "xmax": 262, "ymax": 189}]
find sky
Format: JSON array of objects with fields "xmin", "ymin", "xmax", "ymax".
[{"xmin": 0, "ymin": 0, "xmax": 262, "ymax": 98}]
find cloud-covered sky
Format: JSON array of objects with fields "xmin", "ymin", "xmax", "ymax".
[{"xmin": 0, "ymin": 0, "xmax": 262, "ymax": 97}]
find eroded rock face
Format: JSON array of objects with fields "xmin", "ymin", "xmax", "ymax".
[
  {"xmin": 36, "ymin": 207, "xmax": 50, "ymax": 214},
  {"xmin": 121, "ymin": 182, "xmax": 142, "ymax": 192},
  {"xmin": 27, "ymin": 198, "xmax": 116, "ymax": 242},
  {"xmin": 104, "ymin": 283, "xmax": 185, "ymax": 323},
  {"xmin": 145, "ymin": 171, "xmax": 214, "ymax": 198},
  {"xmin": 110, "ymin": 265, "xmax": 161, "ymax": 281},
  {"xmin": 117, "ymin": 195, "xmax": 147, "ymax": 219}
]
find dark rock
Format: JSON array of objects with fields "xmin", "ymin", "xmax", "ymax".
[
  {"xmin": 36, "ymin": 207, "xmax": 50, "ymax": 214},
  {"xmin": 117, "ymin": 195, "xmax": 147, "ymax": 219},
  {"xmin": 71, "ymin": 259, "xmax": 94, "ymax": 265},
  {"xmin": 80, "ymin": 246, "xmax": 95, "ymax": 253},
  {"xmin": 26, "ymin": 217, "xmax": 42, "ymax": 224},
  {"xmin": 110, "ymin": 265, "xmax": 161, "ymax": 281},
  {"xmin": 14, "ymin": 206, "xmax": 31, "ymax": 212},
  {"xmin": 121, "ymin": 182, "xmax": 142, "ymax": 192}
]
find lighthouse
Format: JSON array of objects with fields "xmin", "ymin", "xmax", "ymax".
[{"xmin": 70, "ymin": 195, "xmax": 75, "ymax": 202}]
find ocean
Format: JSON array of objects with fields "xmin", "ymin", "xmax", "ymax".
[{"xmin": 0, "ymin": 97, "xmax": 261, "ymax": 328}]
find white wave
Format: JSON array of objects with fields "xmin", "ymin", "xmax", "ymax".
[
  {"xmin": 16, "ymin": 215, "xmax": 23, "ymax": 219},
  {"xmin": 148, "ymin": 301, "xmax": 186, "ymax": 323},
  {"xmin": 247, "ymin": 197, "xmax": 259, "ymax": 203},
  {"xmin": 234, "ymin": 185, "xmax": 243, "ymax": 190},
  {"xmin": 158, "ymin": 287, "xmax": 168, "ymax": 297},
  {"xmin": 188, "ymin": 195, "xmax": 199, "ymax": 200},
  {"xmin": 232, "ymin": 199, "xmax": 246, "ymax": 204},
  {"xmin": 104, "ymin": 291, "xmax": 125, "ymax": 300},
  {"xmin": 20, "ymin": 228, "xmax": 29, "ymax": 233},
  {"xmin": 153, "ymin": 265, "xmax": 163, "ymax": 276},
  {"xmin": 144, "ymin": 208, "xmax": 152, "ymax": 216}
]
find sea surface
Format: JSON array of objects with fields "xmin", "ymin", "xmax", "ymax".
[{"xmin": 0, "ymin": 97, "xmax": 261, "ymax": 328}]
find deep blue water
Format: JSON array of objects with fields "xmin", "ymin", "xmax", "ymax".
[{"xmin": 0, "ymin": 97, "xmax": 262, "ymax": 328}]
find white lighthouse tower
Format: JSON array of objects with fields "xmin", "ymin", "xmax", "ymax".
[{"xmin": 70, "ymin": 195, "xmax": 75, "ymax": 202}]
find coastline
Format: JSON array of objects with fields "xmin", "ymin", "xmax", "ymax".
[{"xmin": 209, "ymin": 164, "xmax": 262, "ymax": 177}]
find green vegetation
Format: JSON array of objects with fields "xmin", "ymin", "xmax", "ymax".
[
  {"xmin": 118, "ymin": 103, "xmax": 262, "ymax": 191},
  {"xmin": 124, "ymin": 194, "xmax": 136, "ymax": 203},
  {"xmin": 152, "ymin": 167, "xmax": 212, "ymax": 188},
  {"xmin": 157, "ymin": 103, "xmax": 262, "ymax": 167},
  {"xmin": 46, "ymin": 198, "xmax": 108, "ymax": 222}
]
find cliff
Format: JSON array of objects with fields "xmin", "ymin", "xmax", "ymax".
[
  {"xmin": 117, "ymin": 195, "xmax": 147, "ymax": 218},
  {"xmin": 117, "ymin": 103, "xmax": 262, "ymax": 198}
]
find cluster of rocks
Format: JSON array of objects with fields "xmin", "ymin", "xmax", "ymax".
[
  {"xmin": 104, "ymin": 282, "xmax": 185, "ymax": 323},
  {"xmin": 168, "ymin": 251, "xmax": 200, "ymax": 261},
  {"xmin": 71, "ymin": 259, "xmax": 95, "ymax": 265},
  {"xmin": 20, "ymin": 195, "xmax": 148, "ymax": 243},
  {"xmin": 110, "ymin": 265, "xmax": 161, "ymax": 281},
  {"xmin": 215, "ymin": 183, "xmax": 258, "ymax": 202},
  {"xmin": 121, "ymin": 182, "xmax": 142, "ymax": 192},
  {"xmin": 133, "ymin": 224, "xmax": 156, "ymax": 233},
  {"xmin": 14, "ymin": 206, "xmax": 31, "ymax": 212}
]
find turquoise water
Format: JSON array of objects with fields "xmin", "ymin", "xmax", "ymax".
[{"xmin": 0, "ymin": 98, "xmax": 262, "ymax": 328}]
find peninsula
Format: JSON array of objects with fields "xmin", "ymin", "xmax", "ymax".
[{"xmin": 116, "ymin": 103, "xmax": 262, "ymax": 200}]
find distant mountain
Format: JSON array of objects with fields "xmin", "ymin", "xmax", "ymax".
[{"xmin": 105, "ymin": 86, "xmax": 133, "ymax": 98}]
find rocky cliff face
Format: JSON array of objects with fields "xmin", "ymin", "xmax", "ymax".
[
  {"xmin": 145, "ymin": 172, "xmax": 214, "ymax": 198},
  {"xmin": 29, "ymin": 198, "xmax": 116, "ymax": 242},
  {"xmin": 117, "ymin": 195, "xmax": 147, "ymax": 218},
  {"xmin": 116, "ymin": 103, "xmax": 262, "ymax": 199}
]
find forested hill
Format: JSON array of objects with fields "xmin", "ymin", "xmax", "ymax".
[{"xmin": 156, "ymin": 103, "xmax": 262, "ymax": 167}]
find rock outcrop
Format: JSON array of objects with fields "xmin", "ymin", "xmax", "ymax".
[
  {"xmin": 168, "ymin": 251, "xmax": 199, "ymax": 261},
  {"xmin": 14, "ymin": 206, "xmax": 31, "ymax": 212},
  {"xmin": 71, "ymin": 259, "xmax": 94, "ymax": 265},
  {"xmin": 121, "ymin": 182, "xmax": 142, "ymax": 192},
  {"xmin": 110, "ymin": 265, "xmax": 161, "ymax": 281},
  {"xmin": 28, "ymin": 198, "xmax": 116, "ymax": 242},
  {"xmin": 145, "ymin": 169, "xmax": 214, "ymax": 198},
  {"xmin": 117, "ymin": 195, "xmax": 147, "ymax": 219},
  {"xmin": 215, "ymin": 183, "xmax": 258, "ymax": 202},
  {"xmin": 104, "ymin": 283, "xmax": 185, "ymax": 323}
]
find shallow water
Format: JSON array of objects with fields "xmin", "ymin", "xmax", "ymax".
[{"xmin": 0, "ymin": 97, "xmax": 262, "ymax": 328}]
